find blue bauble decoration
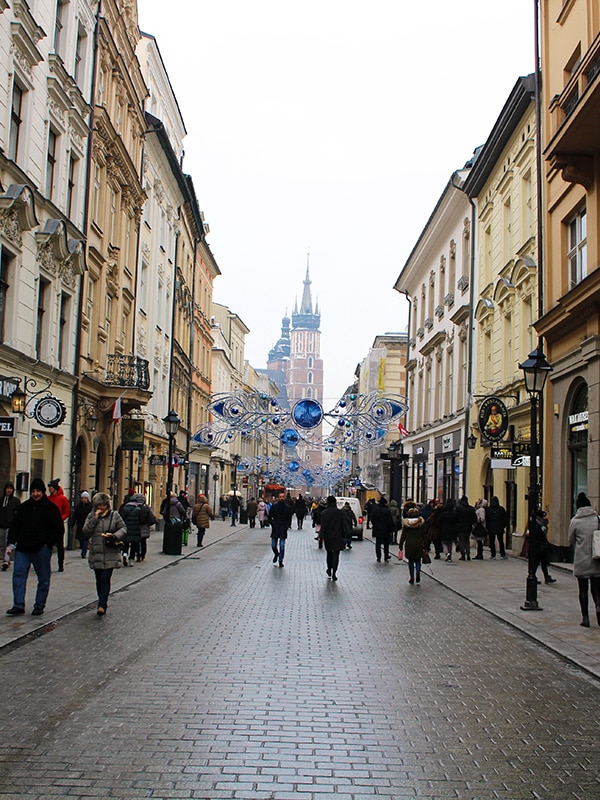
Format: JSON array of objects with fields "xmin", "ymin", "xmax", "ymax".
[
  {"xmin": 292, "ymin": 398, "xmax": 323, "ymax": 429},
  {"xmin": 280, "ymin": 428, "xmax": 300, "ymax": 447},
  {"xmin": 288, "ymin": 461, "xmax": 300, "ymax": 472}
]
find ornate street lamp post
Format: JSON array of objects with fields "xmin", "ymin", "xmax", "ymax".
[
  {"xmin": 231, "ymin": 454, "xmax": 241, "ymax": 526},
  {"xmin": 162, "ymin": 409, "xmax": 181, "ymax": 555},
  {"xmin": 519, "ymin": 346, "xmax": 552, "ymax": 611}
]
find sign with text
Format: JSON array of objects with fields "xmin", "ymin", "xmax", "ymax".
[
  {"xmin": 477, "ymin": 396, "xmax": 509, "ymax": 442},
  {"xmin": 0, "ymin": 417, "xmax": 16, "ymax": 437}
]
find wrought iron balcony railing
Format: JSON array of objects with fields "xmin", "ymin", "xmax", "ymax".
[{"xmin": 104, "ymin": 354, "xmax": 150, "ymax": 390}]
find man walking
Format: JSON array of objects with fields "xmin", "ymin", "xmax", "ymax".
[
  {"xmin": 47, "ymin": 478, "xmax": 70, "ymax": 571},
  {"xmin": 268, "ymin": 492, "xmax": 293, "ymax": 567},
  {"xmin": 6, "ymin": 478, "xmax": 64, "ymax": 616},
  {"xmin": 370, "ymin": 496, "xmax": 395, "ymax": 562},
  {"xmin": 320, "ymin": 496, "xmax": 350, "ymax": 581}
]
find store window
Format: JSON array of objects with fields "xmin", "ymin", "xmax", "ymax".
[
  {"xmin": 568, "ymin": 382, "xmax": 588, "ymax": 514},
  {"xmin": 30, "ymin": 432, "xmax": 58, "ymax": 482}
]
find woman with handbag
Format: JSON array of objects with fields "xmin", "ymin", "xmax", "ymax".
[
  {"xmin": 399, "ymin": 507, "xmax": 428, "ymax": 584},
  {"xmin": 83, "ymin": 492, "xmax": 126, "ymax": 617},
  {"xmin": 568, "ymin": 492, "xmax": 600, "ymax": 628}
]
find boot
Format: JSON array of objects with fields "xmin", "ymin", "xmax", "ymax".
[{"xmin": 581, "ymin": 616, "xmax": 590, "ymax": 627}]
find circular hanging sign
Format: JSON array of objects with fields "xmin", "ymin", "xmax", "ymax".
[
  {"xmin": 33, "ymin": 396, "xmax": 67, "ymax": 429},
  {"xmin": 477, "ymin": 396, "xmax": 509, "ymax": 442},
  {"xmin": 292, "ymin": 398, "xmax": 323, "ymax": 429}
]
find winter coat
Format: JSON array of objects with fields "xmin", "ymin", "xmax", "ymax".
[
  {"xmin": 71, "ymin": 500, "xmax": 93, "ymax": 542},
  {"xmin": 399, "ymin": 516, "xmax": 427, "ymax": 561},
  {"xmin": 7, "ymin": 495, "xmax": 64, "ymax": 554},
  {"xmin": 0, "ymin": 489, "xmax": 20, "ymax": 529},
  {"xmin": 370, "ymin": 503, "xmax": 395, "ymax": 538},
  {"xmin": 163, "ymin": 495, "xmax": 186, "ymax": 521},
  {"xmin": 49, "ymin": 485, "xmax": 70, "ymax": 521},
  {"xmin": 485, "ymin": 498, "xmax": 508, "ymax": 535},
  {"xmin": 121, "ymin": 495, "xmax": 156, "ymax": 542},
  {"xmin": 84, "ymin": 509, "xmax": 127, "ymax": 570},
  {"xmin": 230, "ymin": 494, "xmax": 241, "ymax": 513},
  {"xmin": 568, "ymin": 506, "xmax": 600, "ymax": 578},
  {"xmin": 473, "ymin": 499, "xmax": 488, "ymax": 540},
  {"xmin": 257, "ymin": 501, "xmax": 268, "ymax": 522},
  {"xmin": 294, "ymin": 497, "xmax": 308, "ymax": 518},
  {"xmin": 246, "ymin": 499, "xmax": 258, "ymax": 518},
  {"xmin": 389, "ymin": 500, "xmax": 402, "ymax": 530},
  {"xmin": 455, "ymin": 498, "xmax": 476, "ymax": 534},
  {"xmin": 192, "ymin": 496, "xmax": 214, "ymax": 529},
  {"xmin": 320, "ymin": 505, "xmax": 349, "ymax": 551},
  {"xmin": 342, "ymin": 503, "xmax": 357, "ymax": 529},
  {"xmin": 268, "ymin": 500, "xmax": 293, "ymax": 538},
  {"xmin": 438, "ymin": 506, "xmax": 458, "ymax": 543}
]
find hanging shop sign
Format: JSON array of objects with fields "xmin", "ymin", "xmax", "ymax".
[
  {"xmin": 121, "ymin": 418, "xmax": 145, "ymax": 451},
  {"xmin": 478, "ymin": 396, "xmax": 509, "ymax": 442},
  {"xmin": 33, "ymin": 397, "xmax": 67, "ymax": 428},
  {"xmin": 490, "ymin": 446, "xmax": 512, "ymax": 469},
  {"xmin": 0, "ymin": 417, "xmax": 16, "ymax": 437}
]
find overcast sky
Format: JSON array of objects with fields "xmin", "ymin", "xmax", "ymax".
[{"xmin": 137, "ymin": 1, "xmax": 535, "ymax": 406}]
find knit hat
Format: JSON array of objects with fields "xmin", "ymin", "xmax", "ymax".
[
  {"xmin": 48, "ymin": 478, "xmax": 60, "ymax": 490},
  {"xmin": 576, "ymin": 492, "xmax": 591, "ymax": 508},
  {"xmin": 30, "ymin": 478, "xmax": 46, "ymax": 493},
  {"xmin": 81, "ymin": 491, "xmax": 91, "ymax": 500}
]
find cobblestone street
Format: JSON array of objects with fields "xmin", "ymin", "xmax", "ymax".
[{"xmin": 0, "ymin": 526, "xmax": 599, "ymax": 799}]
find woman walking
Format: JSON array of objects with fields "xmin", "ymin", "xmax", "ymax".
[
  {"xmin": 83, "ymin": 492, "xmax": 126, "ymax": 616},
  {"xmin": 568, "ymin": 492, "xmax": 600, "ymax": 627},
  {"xmin": 438, "ymin": 499, "xmax": 458, "ymax": 562},
  {"xmin": 399, "ymin": 507, "xmax": 428, "ymax": 584},
  {"xmin": 191, "ymin": 494, "xmax": 214, "ymax": 547}
]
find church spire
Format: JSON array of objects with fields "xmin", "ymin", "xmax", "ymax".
[{"xmin": 292, "ymin": 256, "xmax": 320, "ymax": 332}]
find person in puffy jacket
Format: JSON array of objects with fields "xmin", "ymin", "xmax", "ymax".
[
  {"xmin": 191, "ymin": 494, "xmax": 214, "ymax": 546},
  {"xmin": 47, "ymin": 478, "xmax": 70, "ymax": 572},
  {"xmin": 399, "ymin": 507, "xmax": 428, "ymax": 584},
  {"xmin": 0, "ymin": 481, "xmax": 20, "ymax": 570},
  {"xmin": 6, "ymin": 478, "xmax": 63, "ymax": 616},
  {"xmin": 83, "ymin": 492, "xmax": 126, "ymax": 616},
  {"xmin": 568, "ymin": 492, "xmax": 600, "ymax": 627}
]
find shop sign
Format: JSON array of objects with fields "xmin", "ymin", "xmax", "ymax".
[
  {"xmin": 33, "ymin": 397, "xmax": 66, "ymax": 428},
  {"xmin": 121, "ymin": 418, "xmax": 145, "ymax": 451},
  {"xmin": 478, "ymin": 396, "xmax": 509, "ymax": 442},
  {"xmin": 569, "ymin": 410, "xmax": 588, "ymax": 433},
  {"xmin": 0, "ymin": 417, "xmax": 15, "ymax": 437},
  {"xmin": 442, "ymin": 434, "xmax": 453, "ymax": 453},
  {"xmin": 491, "ymin": 446, "xmax": 512, "ymax": 469}
]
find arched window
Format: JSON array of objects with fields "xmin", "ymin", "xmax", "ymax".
[
  {"xmin": 308, "ymin": 372, "xmax": 313, "ymax": 383},
  {"xmin": 308, "ymin": 356, "xmax": 313, "ymax": 368}
]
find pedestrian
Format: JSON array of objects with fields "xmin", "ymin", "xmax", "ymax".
[
  {"xmin": 370, "ymin": 496, "xmax": 395, "ymax": 562},
  {"xmin": 425, "ymin": 499, "xmax": 442, "ymax": 559},
  {"xmin": 402, "ymin": 498, "xmax": 419, "ymax": 518},
  {"xmin": 138, "ymin": 495, "xmax": 156, "ymax": 562},
  {"xmin": 121, "ymin": 493, "xmax": 156, "ymax": 565},
  {"xmin": 83, "ymin": 492, "xmax": 126, "ymax": 616},
  {"xmin": 472, "ymin": 499, "xmax": 488, "ymax": 559},
  {"xmin": 399, "ymin": 507, "xmax": 428, "ymax": 584},
  {"xmin": 0, "ymin": 481, "xmax": 20, "ymax": 570},
  {"xmin": 438, "ymin": 498, "xmax": 458, "ymax": 561},
  {"xmin": 568, "ymin": 492, "xmax": 600, "ymax": 627},
  {"xmin": 5, "ymin": 478, "xmax": 63, "ymax": 616},
  {"xmin": 455, "ymin": 495, "xmax": 476, "ymax": 561},
  {"xmin": 389, "ymin": 499, "xmax": 401, "ymax": 544},
  {"xmin": 71, "ymin": 490, "xmax": 93, "ymax": 558},
  {"xmin": 341, "ymin": 501, "xmax": 356, "ymax": 550},
  {"xmin": 246, "ymin": 496, "xmax": 258, "ymax": 528},
  {"xmin": 162, "ymin": 491, "xmax": 186, "ymax": 523},
  {"xmin": 312, "ymin": 498, "xmax": 326, "ymax": 548},
  {"xmin": 365, "ymin": 497, "xmax": 375, "ymax": 530},
  {"xmin": 191, "ymin": 494, "xmax": 214, "ymax": 546},
  {"xmin": 47, "ymin": 478, "xmax": 70, "ymax": 572},
  {"xmin": 294, "ymin": 495, "xmax": 308, "ymax": 530},
  {"xmin": 178, "ymin": 490, "xmax": 191, "ymax": 545},
  {"xmin": 528, "ymin": 509, "xmax": 557, "ymax": 584},
  {"xmin": 219, "ymin": 495, "xmax": 229, "ymax": 522},
  {"xmin": 320, "ymin": 495, "xmax": 350, "ymax": 581},
  {"xmin": 257, "ymin": 498, "xmax": 268, "ymax": 528},
  {"xmin": 229, "ymin": 493, "xmax": 241, "ymax": 526},
  {"xmin": 485, "ymin": 496, "xmax": 508, "ymax": 559},
  {"xmin": 268, "ymin": 491, "xmax": 293, "ymax": 567}
]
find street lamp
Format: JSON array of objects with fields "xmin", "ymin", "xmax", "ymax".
[
  {"xmin": 519, "ymin": 345, "xmax": 553, "ymax": 611},
  {"xmin": 162, "ymin": 409, "xmax": 181, "ymax": 555},
  {"xmin": 231, "ymin": 454, "xmax": 241, "ymax": 526}
]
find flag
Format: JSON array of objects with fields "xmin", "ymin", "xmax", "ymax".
[
  {"xmin": 398, "ymin": 422, "xmax": 409, "ymax": 438},
  {"xmin": 112, "ymin": 397, "xmax": 122, "ymax": 423}
]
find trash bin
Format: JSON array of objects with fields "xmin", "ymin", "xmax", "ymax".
[
  {"xmin": 239, "ymin": 508, "xmax": 248, "ymax": 525},
  {"xmin": 163, "ymin": 517, "xmax": 182, "ymax": 555}
]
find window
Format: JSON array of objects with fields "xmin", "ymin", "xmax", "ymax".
[
  {"xmin": 105, "ymin": 295, "xmax": 112, "ymax": 346},
  {"xmin": 66, "ymin": 152, "xmax": 77, "ymax": 217},
  {"xmin": 307, "ymin": 372, "xmax": 313, "ymax": 384},
  {"xmin": 54, "ymin": 0, "xmax": 68, "ymax": 55},
  {"xmin": 58, "ymin": 293, "xmax": 70, "ymax": 369},
  {"xmin": 74, "ymin": 23, "xmax": 87, "ymax": 84},
  {"xmin": 9, "ymin": 83, "xmax": 23, "ymax": 162},
  {"xmin": 568, "ymin": 208, "xmax": 587, "ymax": 287},
  {"xmin": 308, "ymin": 356, "xmax": 313, "ymax": 368},
  {"xmin": 46, "ymin": 129, "xmax": 58, "ymax": 199},
  {"xmin": 36, "ymin": 279, "xmax": 50, "ymax": 359},
  {"xmin": 0, "ymin": 249, "xmax": 14, "ymax": 343},
  {"xmin": 92, "ymin": 163, "xmax": 101, "ymax": 224}
]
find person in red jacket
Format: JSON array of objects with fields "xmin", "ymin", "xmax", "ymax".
[{"xmin": 47, "ymin": 478, "xmax": 70, "ymax": 572}]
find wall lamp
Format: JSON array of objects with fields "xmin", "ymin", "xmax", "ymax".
[
  {"xmin": 9, "ymin": 376, "xmax": 52, "ymax": 418},
  {"xmin": 77, "ymin": 400, "xmax": 99, "ymax": 432}
]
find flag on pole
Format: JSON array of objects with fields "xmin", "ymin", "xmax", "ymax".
[
  {"xmin": 398, "ymin": 422, "xmax": 409, "ymax": 438},
  {"xmin": 112, "ymin": 397, "xmax": 122, "ymax": 423}
]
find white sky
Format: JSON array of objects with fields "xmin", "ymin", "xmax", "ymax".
[{"xmin": 137, "ymin": 1, "xmax": 535, "ymax": 406}]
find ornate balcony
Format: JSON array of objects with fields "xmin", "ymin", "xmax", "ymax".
[{"xmin": 104, "ymin": 354, "xmax": 150, "ymax": 390}]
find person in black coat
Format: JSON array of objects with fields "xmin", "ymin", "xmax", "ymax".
[
  {"xmin": 268, "ymin": 492, "xmax": 293, "ymax": 566},
  {"xmin": 438, "ymin": 499, "xmax": 458, "ymax": 561},
  {"xmin": 320, "ymin": 496, "xmax": 350, "ymax": 581},
  {"xmin": 0, "ymin": 481, "xmax": 20, "ymax": 570},
  {"xmin": 6, "ymin": 478, "xmax": 63, "ymax": 616},
  {"xmin": 71, "ymin": 491, "xmax": 93, "ymax": 558},
  {"xmin": 294, "ymin": 496, "xmax": 308, "ymax": 530},
  {"xmin": 370, "ymin": 497, "xmax": 395, "ymax": 562},
  {"xmin": 485, "ymin": 496, "xmax": 508, "ymax": 559},
  {"xmin": 455, "ymin": 496, "xmax": 476, "ymax": 561}
]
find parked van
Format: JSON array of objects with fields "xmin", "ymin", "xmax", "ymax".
[{"xmin": 335, "ymin": 497, "xmax": 364, "ymax": 540}]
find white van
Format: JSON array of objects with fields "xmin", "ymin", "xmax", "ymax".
[{"xmin": 335, "ymin": 497, "xmax": 364, "ymax": 540}]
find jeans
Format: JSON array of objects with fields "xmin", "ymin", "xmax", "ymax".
[
  {"xmin": 271, "ymin": 537, "xmax": 286, "ymax": 563},
  {"xmin": 54, "ymin": 533, "xmax": 65, "ymax": 569},
  {"xmin": 408, "ymin": 559, "xmax": 422, "ymax": 580},
  {"xmin": 12, "ymin": 546, "xmax": 52, "ymax": 611},
  {"xmin": 196, "ymin": 527, "xmax": 205, "ymax": 545},
  {"xmin": 94, "ymin": 568, "xmax": 113, "ymax": 609},
  {"xmin": 489, "ymin": 532, "xmax": 506, "ymax": 558}
]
